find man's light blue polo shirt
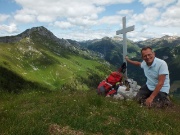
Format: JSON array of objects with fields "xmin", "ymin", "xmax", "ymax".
[{"xmin": 141, "ymin": 57, "xmax": 170, "ymax": 94}]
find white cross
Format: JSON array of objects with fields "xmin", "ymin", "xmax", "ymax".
[{"xmin": 116, "ymin": 16, "xmax": 135, "ymax": 76}]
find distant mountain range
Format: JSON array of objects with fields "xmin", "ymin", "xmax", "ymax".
[
  {"xmin": 0, "ymin": 26, "xmax": 180, "ymax": 95},
  {"xmin": 136, "ymin": 35, "xmax": 180, "ymax": 48}
]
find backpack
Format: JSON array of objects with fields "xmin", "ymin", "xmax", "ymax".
[{"xmin": 97, "ymin": 62, "xmax": 126, "ymax": 96}]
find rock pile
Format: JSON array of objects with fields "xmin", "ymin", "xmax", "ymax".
[{"xmin": 112, "ymin": 79, "xmax": 141, "ymax": 100}]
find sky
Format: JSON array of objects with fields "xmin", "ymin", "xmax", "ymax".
[{"xmin": 0, "ymin": 0, "xmax": 180, "ymax": 41}]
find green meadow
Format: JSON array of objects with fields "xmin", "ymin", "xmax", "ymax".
[{"xmin": 0, "ymin": 90, "xmax": 180, "ymax": 135}]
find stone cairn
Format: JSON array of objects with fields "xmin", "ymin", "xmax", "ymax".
[{"xmin": 111, "ymin": 78, "xmax": 141, "ymax": 100}]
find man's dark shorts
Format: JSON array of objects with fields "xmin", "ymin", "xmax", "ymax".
[{"xmin": 135, "ymin": 85, "xmax": 172, "ymax": 108}]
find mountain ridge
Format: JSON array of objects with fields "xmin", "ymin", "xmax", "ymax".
[{"xmin": 1, "ymin": 26, "xmax": 180, "ymax": 48}]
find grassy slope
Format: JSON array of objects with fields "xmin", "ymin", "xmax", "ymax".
[
  {"xmin": 0, "ymin": 37, "xmax": 111, "ymax": 92},
  {"xmin": 0, "ymin": 90, "xmax": 180, "ymax": 135}
]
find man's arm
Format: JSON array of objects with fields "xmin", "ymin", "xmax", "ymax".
[
  {"xmin": 125, "ymin": 56, "xmax": 141, "ymax": 67},
  {"xmin": 145, "ymin": 74, "xmax": 166, "ymax": 106}
]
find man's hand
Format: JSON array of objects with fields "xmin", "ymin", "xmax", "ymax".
[
  {"xmin": 124, "ymin": 56, "xmax": 141, "ymax": 66},
  {"xmin": 125, "ymin": 56, "xmax": 129, "ymax": 61},
  {"xmin": 145, "ymin": 97, "xmax": 154, "ymax": 107}
]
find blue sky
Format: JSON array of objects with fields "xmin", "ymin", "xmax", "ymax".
[{"xmin": 0, "ymin": 0, "xmax": 180, "ymax": 41}]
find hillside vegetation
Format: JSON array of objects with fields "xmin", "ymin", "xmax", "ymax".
[{"xmin": 0, "ymin": 27, "xmax": 111, "ymax": 93}]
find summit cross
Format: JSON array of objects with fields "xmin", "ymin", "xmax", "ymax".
[{"xmin": 116, "ymin": 16, "xmax": 135, "ymax": 77}]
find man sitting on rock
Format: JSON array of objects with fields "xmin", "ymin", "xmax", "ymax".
[{"xmin": 125, "ymin": 46, "xmax": 172, "ymax": 108}]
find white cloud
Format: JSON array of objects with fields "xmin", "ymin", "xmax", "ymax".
[
  {"xmin": 53, "ymin": 14, "xmax": 98, "ymax": 29},
  {"xmin": 155, "ymin": 19, "xmax": 180, "ymax": 27},
  {"xmin": 132, "ymin": 7, "xmax": 160, "ymax": 24},
  {"xmin": 0, "ymin": 23, "xmax": 18, "ymax": 33},
  {"xmin": 1, "ymin": 0, "xmax": 135, "ymax": 38},
  {"xmin": 155, "ymin": 1, "xmax": 180, "ymax": 27},
  {"xmin": 117, "ymin": 10, "xmax": 134, "ymax": 16},
  {"xmin": 90, "ymin": 0, "xmax": 134, "ymax": 5},
  {"xmin": 98, "ymin": 15, "xmax": 122, "ymax": 25},
  {"xmin": 0, "ymin": 14, "xmax": 10, "ymax": 22},
  {"xmin": 139, "ymin": 0, "xmax": 176, "ymax": 8},
  {"xmin": 14, "ymin": 0, "xmax": 105, "ymax": 21},
  {"xmin": 140, "ymin": 25, "xmax": 148, "ymax": 32},
  {"xmin": 14, "ymin": 14, "xmax": 36, "ymax": 23},
  {"xmin": 162, "ymin": 32, "xmax": 178, "ymax": 36},
  {"xmin": 162, "ymin": 3, "xmax": 180, "ymax": 19},
  {"xmin": 37, "ymin": 15, "xmax": 55, "ymax": 22},
  {"xmin": 13, "ymin": 0, "xmax": 135, "ymax": 26},
  {"xmin": 54, "ymin": 21, "xmax": 73, "ymax": 29},
  {"xmin": 56, "ymin": 28, "xmax": 115, "ymax": 41},
  {"xmin": 67, "ymin": 15, "xmax": 98, "ymax": 27},
  {"xmin": 14, "ymin": 8, "xmax": 37, "ymax": 23}
]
